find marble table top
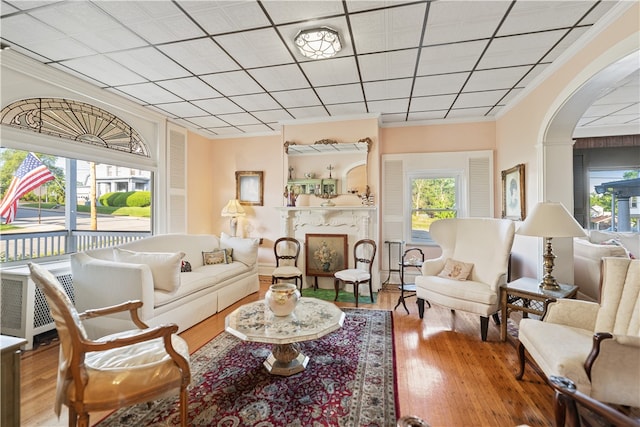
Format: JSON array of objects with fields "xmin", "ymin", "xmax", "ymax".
[{"xmin": 225, "ymin": 297, "xmax": 345, "ymax": 345}]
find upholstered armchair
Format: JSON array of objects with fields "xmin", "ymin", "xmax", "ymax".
[
  {"xmin": 28, "ymin": 263, "xmax": 191, "ymax": 427},
  {"xmin": 517, "ymin": 257, "xmax": 640, "ymax": 408},
  {"xmin": 415, "ymin": 218, "xmax": 515, "ymax": 341}
]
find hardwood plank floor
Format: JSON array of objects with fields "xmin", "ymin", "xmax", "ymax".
[{"xmin": 20, "ymin": 278, "xmax": 554, "ymax": 426}]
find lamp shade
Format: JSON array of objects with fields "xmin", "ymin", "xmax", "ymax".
[
  {"xmin": 294, "ymin": 27, "xmax": 341, "ymax": 59},
  {"xmin": 221, "ymin": 199, "xmax": 245, "ymax": 217},
  {"xmin": 517, "ymin": 202, "xmax": 586, "ymax": 238}
]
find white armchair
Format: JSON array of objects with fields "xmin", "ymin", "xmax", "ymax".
[
  {"xmin": 415, "ymin": 218, "xmax": 515, "ymax": 341},
  {"xmin": 517, "ymin": 257, "xmax": 640, "ymax": 408}
]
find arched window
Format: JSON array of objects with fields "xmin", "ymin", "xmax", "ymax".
[{"xmin": 1, "ymin": 98, "xmax": 149, "ymax": 157}]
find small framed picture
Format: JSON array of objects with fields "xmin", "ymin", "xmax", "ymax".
[
  {"xmin": 305, "ymin": 233, "xmax": 348, "ymax": 277},
  {"xmin": 502, "ymin": 164, "xmax": 525, "ymax": 221},
  {"xmin": 236, "ymin": 171, "xmax": 263, "ymax": 206}
]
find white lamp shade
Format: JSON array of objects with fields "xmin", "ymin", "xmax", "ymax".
[
  {"xmin": 517, "ymin": 202, "xmax": 587, "ymax": 238},
  {"xmin": 221, "ymin": 199, "xmax": 246, "ymax": 217}
]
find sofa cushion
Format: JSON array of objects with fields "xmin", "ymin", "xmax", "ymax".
[
  {"xmin": 220, "ymin": 232, "xmax": 259, "ymax": 267},
  {"xmin": 114, "ymin": 248, "xmax": 185, "ymax": 292},
  {"xmin": 438, "ymin": 258, "xmax": 473, "ymax": 281},
  {"xmin": 202, "ymin": 250, "xmax": 226, "ymax": 265}
]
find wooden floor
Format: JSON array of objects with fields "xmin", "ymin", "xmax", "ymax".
[{"xmin": 20, "ymin": 277, "xmax": 555, "ymax": 426}]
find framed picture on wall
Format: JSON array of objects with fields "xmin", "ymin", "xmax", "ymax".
[
  {"xmin": 236, "ymin": 171, "xmax": 263, "ymax": 206},
  {"xmin": 305, "ymin": 233, "xmax": 348, "ymax": 277},
  {"xmin": 502, "ymin": 163, "xmax": 525, "ymax": 221}
]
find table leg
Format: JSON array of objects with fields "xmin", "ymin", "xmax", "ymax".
[
  {"xmin": 500, "ymin": 288, "xmax": 508, "ymax": 341},
  {"xmin": 264, "ymin": 343, "xmax": 309, "ymax": 376}
]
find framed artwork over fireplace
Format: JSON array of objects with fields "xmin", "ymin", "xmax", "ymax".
[{"xmin": 305, "ymin": 233, "xmax": 348, "ymax": 277}]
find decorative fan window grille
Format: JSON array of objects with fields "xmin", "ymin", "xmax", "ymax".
[{"xmin": 1, "ymin": 98, "xmax": 149, "ymax": 157}]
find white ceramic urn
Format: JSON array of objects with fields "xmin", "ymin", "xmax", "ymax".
[{"xmin": 265, "ymin": 283, "xmax": 300, "ymax": 316}]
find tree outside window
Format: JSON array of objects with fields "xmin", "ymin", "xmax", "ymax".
[{"xmin": 410, "ymin": 176, "xmax": 457, "ymax": 242}]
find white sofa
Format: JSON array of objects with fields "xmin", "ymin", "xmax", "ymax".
[
  {"xmin": 71, "ymin": 233, "xmax": 260, "ymax": 338},
  {"xmin": 574, "ymin": 230, "xmax": 638, "ymax": 301}
]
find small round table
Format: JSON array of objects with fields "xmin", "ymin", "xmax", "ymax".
[{"xmin": 225, "ymin": 297, "xmax": 345, "ymax": 376}]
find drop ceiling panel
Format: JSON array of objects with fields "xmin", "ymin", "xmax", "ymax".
[
  {"xmin": 155, "ymin": 102, "xmax": 208, "ymax": 118},
  {"xmin": 447, "ymin": 106, "xmax": 491, "ymax": 118},
  {"xmin": 262, "ymin": 0, "xmax": 344, "ymax": 24},
  {"xmin": 248, "ymin": 64, "xmax": 309, "ymax": 92},
  {"xmin": 114, "ymin": 82, "xmax": 183, "ymax": 104},
  {"xmin": 216, "ymin": 112, "xmax": 261, "ymax": 126},
  {"xmin": 418, "ymin": 40, "xmax": 487, "ymax": 75},
  {"xmin": 58, "ymin": 55, "xmax": 146, "ymax": 86},
  {"xmin": 158, "ymin": 39, "xmax": 240, "ymax": 75},
  {"xmin": 478, "ymin": 31, "xmax": 565, "ymax": 70},
  {"xmin": 191, "ymin": 97, "xmax": 244, "ymax": 115},
  {"xmin": 230, "ymin": 93, "xmax": 281, "ymax": 111},
  {"xmin": 425, "ymin": 1, "xmax": 510, "ymax": 45},
  {"xmin": 349, "ymin": 3, "xmax": 427, "ymax": 53},
  {"xmin": 179, "ymin": 1, "xmax": 270, "ymax": 34},
  {"xmin": 316, "ymin": 84, "xmax": 364, "ymax": 105},
  {"xmin": 21, "ymin": 37, "xmax": 96, "ymax": 62},
  {"xmin": 413, "ymin": 73, "xmax": 469, "ymax": 97},
  {"xmin": 359, "ymin": 50, "xmax": 418, "ymax": 81},
  {"xmin": 252, "ymin": 109, "xmax": 293, "ymax": 123},
  {"xmin": 408, "ymin": 111, "xmax": 447, "ymax": 121},
  {"xmin": 271, "ymin": 89, "xmax": 320, "ymax": 108},
  {"xmin": 1, "ymin": 14, "xmax": 68, "ymax": 46},
  {"xmin": 368, "ymin": 98, "xmax": 409, "ymax": 114},
  {"xmin": 106, "ymin": 47, "xmax": 191, "ymax": 81},
  {"xmin": 29, "ymin": 2, "xmax": 118, "ymax": 36},
  {"xmin": 288, "ymin": 105, "xmax": 329, "ymax": 119},
  {"xmin": 184, "ymin": 115, "xmax": 229, "ymax": 128},
  {"xmin": 498, "ymin": 1, "xmax": 597, "ymax": 36},
  {"xmin": 453, "ymin": 90, "xmax": 509, "ymax": 109},
  {"xmin": 200, "ymin": 71, "xmax": 264, "ymax": 96},
  {"xmin": 300, "ymin": 57, "xmax": 359, "ymax": 86},
  {"xmin": 410, "ymin": 94, "xmax": 457, "ymax": 112},
  {"xmin": 215, "ymin": 28, "xmax": 293, "ymax": 69},
  {"xmin": 326, "ymin": 102, "xmax": 368, "ymax": 116},
  {"xmin": 465, "ymin": 66, "xmax": 532, "ymax": 92},
  {"xmin": 156, "ymin": 77, "xmax": 222, "ymax": 100},
  {"xmin": 364, "ymin": 79, "xmax": 413, "ymax": 101},
  {"xmin": 236, "ymin": 123, "xmax": 276, "ymax": 133}
]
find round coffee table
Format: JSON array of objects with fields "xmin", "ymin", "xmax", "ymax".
[{"xmin": 225, "ymin": 297, "xmax": 344, "ymax": 376}]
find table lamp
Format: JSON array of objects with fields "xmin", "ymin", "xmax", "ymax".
[
  {"xmin": 221, "ymin": 199, "xmax": 245, "ymax": 237},
  {"xmin": 516, "ymin": 201, "xmax": 587, "ymax": 290}
]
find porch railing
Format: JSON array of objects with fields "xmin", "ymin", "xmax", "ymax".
[{"xmin": 0, "ymin": 230, "xmax": 151, "ymax": 264}]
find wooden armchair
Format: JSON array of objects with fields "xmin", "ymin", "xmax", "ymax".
[
  {"xmin": 517, "ymin": 257, "xmax": 640, "ymax": 408},
  {"xmin": 28, "ymin": 262, "xmax": 191, "ymax": 427}
]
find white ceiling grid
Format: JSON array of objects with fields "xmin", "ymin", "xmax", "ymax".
[{"xmin": 0, "ymin": 0, "xmax": 637, "ymax": 138}]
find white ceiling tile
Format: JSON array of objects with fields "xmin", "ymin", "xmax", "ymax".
[
  {"xmin": 479, "ymin": 31, "xmax": 564, "ymax": 70},
  {"xmin": 154, "ymin": 102, "xmax": 208, "ymax": 117},
  {"xmin": 543, "ymin": 27, "xmax": 588, "ymax": 63},
  {"xmin": 367, "ymin": 98, "xmax": 409, "ymax": 114},
  {"xmin": 96, "ymin": 1, "xmax": 204, "ymax": 44},
  {"xmin": 498, "ymin": 1, "xmax": 597, "ymax": 36},
  {"xmin": 363, "ymin": 79, "xmax": 412, "ymax": 101},
  {"xmin": 616, "ymin": 104, "xmax": 640, "ymax": 116},
  {"xmin": 5, "ymin": 0, "xmax": 62, "ymax": 10},
  {"xmin": 112, "ymin": 82, "xmax": 182, "ymax": 104},
  {"xmin": 158, "ymin": 38, "xmax": 239, "ymax": 75},
  {"xmin": 316, "ymin": 84, "xmax": 364, "ymax": 105},
  {"xmin": 236, "ymin": 124, "xmax": 275, "ymax": 134},
  {"xmin": 326, "ymin": 102, "xmax": 368, "ymax": 116},
  {"xmin": 262, "ymin": 1, "xmax": 344, "ymax": 24},
  {"xmin": 453, "ymin": 90, "xmax": 508, "ymax": 109},
  {"xmin": 413, "ymin": 73, "xmax": 469, "ymax": 97},
  {"xmin": 1, "ymin": 2, "xmax": 18, "ymax": 15},
  {"xmin": 230, "ymin": 93, "xmax": 280, "ymax": 111},
  {"xmin": 249, "ymin": 65, "xmax": 309, "ymax": 92},
  {"xmin": 252, "ymin": 109, "xmax": 294, "ymax": 123},
  {"xmin": 465, "ymin": 66, "xmax": 531, "ymax": 92},
  {"xmin": 409, "ymin": 94, "xmax": 456, "ymax": 112},
  {"xmin": 1, "ymin": 14, "xmax": 62, "ymax": 45},
  {"xmin": 407, "ymin": 111, "xmax": 447, "ymax": 121},
  {"xmin": 156, "ymin": 77, "xmax": 221, "ymax": 100},
  {"xmin": 288, "ymin": 106, "xmax": 329, "ymax": 119},
  {"xmin": 582, "ymin": 103, "xmax": 631, "ymax": 118},
  {"xmin": 300, "ymin": 57, "xmax": 359, "ymax": 87},
  {"xmin": 271, "ymin": 89, "xmax": 320, "ymax": 108},
  {"xmin": 350, "ymin": 3, "xmax": 427, "ymax": 54},
  {"xmin": 21, "ymin": 37, "xmax": 96, "ymax": 61},
  {"xmin": 418, "ymin": 40, "xmax": 487, "ymax": 75},
  {"xmin": 581, "ymin": 1, "xmax": 617, "ymax": 25},
  {"xmin": 500, "ymin": 88, "xmax": 523, "ymax": 105},
  {"xmin": 58, "ymin": 55, "xmax": 146, "ymax": 86},
  {"xmin": 215, "ymin": 28, "xmax": 293, "ymax": 69},
  {"xmin": 192, "ymin": 98, "xmax": 244, "ymax": 115},
  {"xmin": 180, "ymin": 1, "xmax": 270, "ymax": 33},
  {"xmin": 346, "ymin": 1, "xmax": 417, "ymax": 13},
  {"xmin": 29, "ymin": 2, "xmax": 118, "ymax": 37},
  {"xmin": 184, "ymin": 116, "xmax": 229, "ymax": 128},
  {"xmin": 216, "ymin": 112, "xmax": 261, "ymax": 126},
  {"xmin": 359, "ymin": 50, "xmax": 418, "ymax": 81},
  {"xmin": 107, "ymin": 47, "xmax": 190, "ymax": 81},
  {"xmin": 380, "ymin": 113, "xmax": 408, "ymax": 122},
  {"xmin": 447, "ymin": 106, "xmax": 490, "ymax": 119},
  {"xmin": 211, "ymin": 127, "xmax": 243, "ymax": 135},
  {"xmin": 146, "ymin": 105, "xmax": 177, "ymax": 118},
  {"xmin": 73, "ymin": 27, "xmax": 147, "ymax": 53},
  {"xmin": 49, "ymin": 62, "xmax": 108, "ymax": 87},
  {"xmin": 200, "ymin": 71, "xmax": 264, "ymax": 96},
  {"xmin": 588, "ymin": 114, "xmax": 640, "ymax": 126},
  {"xmin": 425, "ymin": 1, "xmax": 510, "ymax": 45},
  {"xmin": 519, "ymin": 64, "xmax": 550, "ymax": 87}
]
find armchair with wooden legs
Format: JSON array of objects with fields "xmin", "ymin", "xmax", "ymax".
[{"xmin": 28, "ymin": 262, "xmax": 191, "ymax": 427}]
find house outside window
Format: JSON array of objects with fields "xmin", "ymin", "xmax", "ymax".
[{"xmin": 409, "ymin": 174, "xmax": 459, "ymax": 243}]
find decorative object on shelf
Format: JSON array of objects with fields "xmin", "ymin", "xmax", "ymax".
[
  {"xmin": 502, "ymin": 163, "xmax": 526, "ymax": 220},
  {"xmin": 361, "ymin": 185, "xmax": 374, "ymax": 206},
  {"xmin": 294, "ymin": 27, "xmax": 342, "ymax": 60},
  {"xmin": 283, "ymin": 185, "xmax": 298, "ymax": 207},
  {"xmin": 516, "ymin": 201, "xmax": 587, "ymax": 290},
  {"xmin": 221, "ymin": 199, "xmax": 246, "ymax": 237},
  {"xmin": 327, "ymin": 164, "xmax": 334, "ymax": 178},
  {"xmin": 304, "ymin": 172, "xmax": 315, "ymax": 179},
  {"xmin": 236, "ymin": 170, "xmax": 264, "ymax": 206},
  {"xmin": 288, "ymin": 166, "xmax": 294, "ymax": 180},
  {"xmin": 306, "ymin": 233, "xmax": 348, "ymax": 277},
  {"xmin": 265, "ymin": 283, "xmax": 300, "ymax": 316},
  {"xmin": 315, "ymin": 191, "xmax": 337, "ymax": 207}
]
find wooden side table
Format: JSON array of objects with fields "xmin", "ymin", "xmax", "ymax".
[
  {"xmin": 500, "ymin": 277, "xmax": 578, "ymax": 341},
  {"xmin": 1, "ymin": 335, "xmax": 27, "ymax": 427}
]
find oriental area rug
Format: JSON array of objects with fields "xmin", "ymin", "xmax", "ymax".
[{"xmin": 97, "ymin": 308, "xmax": 397, "ymax": 426}]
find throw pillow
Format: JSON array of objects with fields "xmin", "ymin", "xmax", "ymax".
[
  {"xmin": 222, "ymin": 248, "xmax": 233, "ymax": 263},
  {"xmin": 220, "ymin": 232, "xmax": 259, "ymax": 267},
  {"xmin": 113, "ymin": 248, "xmax": 185, "ymax": 292},
  {"xmin": 181, "ymin": 260, "xmax": 192, "ymax": 272},
  {"xmin": 202, "ymin": 250, "xmax": 226, "ymax": 265},
  {"xmin": 437, "ymin": 258, "xmax": 474, "ymax": 281}
]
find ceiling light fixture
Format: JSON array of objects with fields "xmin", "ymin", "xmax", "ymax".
[{"xmin": 294, "ymin": 27, "xmax": 341, "ymax": 60}]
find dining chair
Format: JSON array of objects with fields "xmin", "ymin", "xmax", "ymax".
[
  {"xmin": 334, "ymin": 239, "xmax": 377, "ymax": 307},
  {"xmin": 272, "ymin": 237, "xmax": 304, "ymax": 291}
]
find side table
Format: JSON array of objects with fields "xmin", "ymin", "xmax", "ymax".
[
  {"xmin": 382, "ymin": 240, "xmax": 404, "ymax": 285},
  {"xmin": 500, "ymin": 277, "xmax": 578, "ymax": 341},
  {"xmin": 394, "ymin": 248, "xmax": 429, "ymax": 314}
]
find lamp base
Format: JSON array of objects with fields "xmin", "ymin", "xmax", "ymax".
[
  {"xmin": 539, "ymin": 237, "xmax": 560, "ymax": 290},
  {"xmin": 539, "ymin": 275, "xmax": 560, "ymax": 291}
]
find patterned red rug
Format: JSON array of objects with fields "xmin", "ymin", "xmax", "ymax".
[{"xmin": 96, "ymin": 308, "xmax": 397, "ymax": 426}]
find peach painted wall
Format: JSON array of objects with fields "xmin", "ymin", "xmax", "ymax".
[{"xmin": 186, "ymin": 131, "xmax": 215, "ymax": 234}]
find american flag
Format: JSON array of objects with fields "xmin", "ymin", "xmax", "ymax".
[{"xmin": 0, "ymin": 153, "xmax": 55, "ymax": 224}]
